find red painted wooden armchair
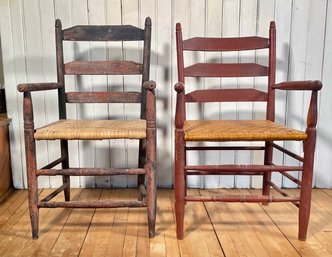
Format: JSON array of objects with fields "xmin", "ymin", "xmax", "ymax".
[
  {"xmin": 17, "ymin": 17, "xmax": 157, "ymax": 239},
  {"xmin": 174, "ymin": 22, "xmax": 322, "ymax": 240}
]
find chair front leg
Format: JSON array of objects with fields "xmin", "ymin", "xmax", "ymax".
[
  {"xmin": 144, "ymin": 80, "xmax": 157, "ymax": 237},
  {"xmin": 23, "ymin": 92, "xmax": 39, "ymax": 239},
  {"xmin": 175, "ymin": 129, "xmax": 186, "ymax": 240},
  {"xmin": 146, "ymin": 126, "xmax": 156, "ymax": 238},
  {"xmin": 298, "ymin": 129, "xmax": 315, "ymax": 240}
]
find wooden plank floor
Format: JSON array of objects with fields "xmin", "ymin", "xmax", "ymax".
[{"xmin": 1, "ymin": 188, "xmax": 332, "ymax": 257}]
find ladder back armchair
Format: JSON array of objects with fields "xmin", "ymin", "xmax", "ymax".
[
  {"xmin": 174, "ymin": 21, "xmax": 322, "ymax": 240},
  {"xmin": 18, "ymin": 17, "xmax": 157, "ymax": 239}
]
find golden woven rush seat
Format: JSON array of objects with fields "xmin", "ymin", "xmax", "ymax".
[
  {"xmin": 34, "ymin": 119, "xmax": 146, "ymax": 140},
  {"xmin": 184, "ymin": 120, "xmax": 307, "ymax": 141},
  {"xmin": 174, "ymin": 22, "xmax": 322, "ymax": 241},
  {"xmin": 17, "ymin": 17, "xmax": 157, "ymax": 239}
]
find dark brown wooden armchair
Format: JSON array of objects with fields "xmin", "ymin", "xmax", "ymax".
[
  {"xmin": 174, "ymin": 22, "xmax": 322, "ymax": 240},
  {"xmin": 17, "ymin": 17, "xmax": 157, "ymax": 239}
]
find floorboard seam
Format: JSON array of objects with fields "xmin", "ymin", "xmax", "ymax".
[
  {"xmin": 248, "ymin": 189, "xmax": 302, "ymax": 257},
  {"xmin": 199, "ymin": 189, "xmax": 227, "ymax": 257}
]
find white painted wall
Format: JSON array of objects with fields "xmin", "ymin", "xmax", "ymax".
[{"xmin": 0, "ymin": 0, "xmax": 330, "ymax": 189}]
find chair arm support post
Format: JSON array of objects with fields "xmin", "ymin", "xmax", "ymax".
[
  {"xmin": 17, "ymin": 82, "xmax": 62, "ymax": 92},
  {"xmin": 174, "ymin": 82, "xmax": 186, "ymax": 129},
  {"xmin": 307, "ymin": 90, "xmax": 318, "ymax": 129},
  {"xmin": 272, "ymin": 80, "xmax": 322, "ymax": 91},
  {"xmin": 143, "ymin": 80, "xmax": 156, "ymax": 129},
  {"xmin": 23, "ymin": 92, "xmax": 34, "ymax": 131},
  {"xmin": 273, "ymin": 80, "xmax": 322, "ymax": 129}
]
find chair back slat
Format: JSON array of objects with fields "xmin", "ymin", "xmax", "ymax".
[
  {"xmin": 184, "ymin": 63, "xmax": 268, "ymax": 77},
  {"xmin": 55, "ymin": 17, "xmax": 152, "ymax": 119},
  {"xmin": 66, "ymin": 92, "xmax": 141, "ymax": 103},
  {"xmin": 64, "ymin": 61, "xmax": 143, "ymax": 75},
  {"xmin": 185, "ymin": 89, "xmax": 268, "ymax": 103},
  {"xmin": 63, "ymin": 25, "xmax": 145, "ymax": 41},
  {"xmin": 183, "ymin": 36, "xmax": 269, "ymax": 51}
]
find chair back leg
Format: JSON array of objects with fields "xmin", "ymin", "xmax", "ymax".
[{"xmin": 60, "ymin": 140, "xmax": 70, "ymax": 201}]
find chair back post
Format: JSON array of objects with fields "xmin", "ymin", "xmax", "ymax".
[
  {"xmin": 267, "ymin": 21, "xmax": 276, "ymax": 121},
  {"xmin": 142, "ymin": 17, "xmax": 151, "ymax": 83},
  {"xmin": 176, "ymin": 23, "xmax": 185, "ymax": 84},
  {"xmin": 55, "ymin": 19, "xmax": 66, "ymax": 120},
  {"xmin": 175, "ymin": 23, "xmax": 186, "ymax": 128},
  {"xmin": 140, "ymin": 17, "xmax": 152, "ymax": 120}
]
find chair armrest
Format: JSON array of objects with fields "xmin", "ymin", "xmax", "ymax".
[
  {"xmin": 273, "ymin": 80, "xmax": 322, "ymax": 129},
  {"xmin": 17, "ymin": 82, "xmax": 62, "ymax": 92},
  {"xmin": 272, "ymin": 80, "xmax": 322, "ymax": 91}
]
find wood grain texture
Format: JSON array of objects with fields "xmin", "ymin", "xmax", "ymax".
[
  {"xmin": 64, "ymin": 61, "xmax": 143, "ymax": 75},
  {"xmin": 183, "ymin": 36, "xmax": 269, "ymax": 51},
  {"xmin": 66, "ymin": 91, "xmax": 142, "ymax": 103},
  {"xmin": 0, "ymin": 122, "xmax": 13, "ymax": 203},
  {"xmin": 63, "ymin": 25, "xmax": 145, "ymax": 41},
  {"xmin": 184, "ymin": 63, "xmax": 269, "ymax": 77},
  {"xmin": 1, "ymin": 189, "xmax": 332, "ymax": 256},
  {"xmin": 185, "ymin": 88, "xmax": 268, "ymax": 102}
]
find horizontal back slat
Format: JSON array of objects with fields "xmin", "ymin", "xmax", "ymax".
[
  {"xmin": 185, "ymin": 89, "xmax": 268, "ymax": 102},
  {"xmin": 63, "ymin": 25, "xmax": 145, "ymax": 41},
  {"xmin": 183, "ymin": 36, "xmax": 269, "ymax": 51},
  {"xmin": 64, "ymin": 61, "xmax": 143, "ymax": 75},
  {"xmin": 184, "ymin": 63, "xmax": 268, "ymax": 77},
  {"xmin": 66, "ymin": 92, "xmax": 142, "ymax": 103}
]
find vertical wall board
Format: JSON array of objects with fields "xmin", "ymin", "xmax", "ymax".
[
  {"xmin": 155, "ymin": 0, "xmax": 172, "ymax": 187},
  {"xmin": 271, "ymin": 0, "xmax": 292, "ymax": 189},
  {"xmin": 54, "ymin": 0, "xmax": 80, "ymax": 188},
  {"xmin": 105, "ymin": 0, "xmax": 127, "ymax": 188},
  {"xmin": 22, "ymin": 0, "xmax": 50, "ymax": 188},
  {"xmin": 185, "ymin": 0, "xmax": 206, "ymax": 188},
  {"xmin": 283, "ymin": 0, "xmax": 310, "ymax": 188},
  {"xmin": 219, "ymin": 0, "xmax": 240, "ymax": 188},
  {"xmin": 302, "ymin": 0, "xmax": 327, "ymax": 187},
  {"xmin": 147, "ymin": 0, "xmax": 172, "ymax": 187},
  {"xmin": 39, "ymin": 0, "xmax": 62, "ymax": 188},
  {"xmin": 140, "ymin": 0, "xmax": 156, "ymax": 79},
  {"xmin": 172, "ymin": 0, "xmax": 191, "ymax": 187},
  {"xmin": 88, "ymin": 0, "xmax": 111, "ymax": 188},
  {"xmin": 0, "ymin": 0, "xmax": 25, "ymax": 188},
  {"xmin": 2, "ymin": 0, "xmax": 330, "ymax": 189},
  {"xmin": 122, "ymin": 0, "xmax": 141, "ymax": 187},
  {"xmin": 9, "ymin": 0, "xmax": 29, "ymax": 188},
  {"xmin": 252, "ymin": 0, "xmax": 277, "ymax": 188},
  {"xmin": 235, "ymin": 0, "xmax": 258, "ymax": 188},
  {"xmin": 316, "ymin": 0, "xmax": 332, "ymax": 188},
  {"xmin": 203, "ymin": 0, "xmax": 223, "ymax": 189},
  {"xmin": 71, "ymin": 0, "xmax": 95, "ymax": 188},
  {"xmin": 252, "ymin": 0, "xmax": 276, "ymax": 188}
]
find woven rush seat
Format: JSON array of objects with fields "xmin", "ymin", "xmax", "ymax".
[
  {"xmin": 34, "ymin": 119, "xmax": 146, "ymax": 140},
  {"xmin": 184, "ymin": 120, "xmax": 307, "ymax": 141}
]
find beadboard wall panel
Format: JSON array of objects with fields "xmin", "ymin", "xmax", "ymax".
[{"xmin": 0, "ymin": 0, "xmax": 330, "ymax": 189}]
